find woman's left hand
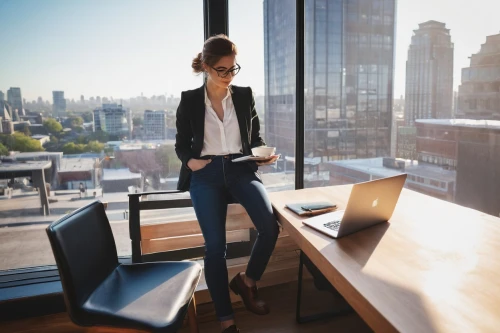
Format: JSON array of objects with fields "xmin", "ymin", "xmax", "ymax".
[{"xmin": 256, "ymin": 154, "xmax": 280, "ymax": 166}]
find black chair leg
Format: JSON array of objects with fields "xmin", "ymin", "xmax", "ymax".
[{"xmin": 296, "ymin": 250, "xmax": 354, "ymax": 324}]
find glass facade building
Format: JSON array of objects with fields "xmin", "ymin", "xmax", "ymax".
[
  {"xmin": 264, "ymin": 0, "xmax": 396, "ymax": 184},
  {"xmin": 404, "ymin": 21, "xmax": 454, "ymax": 126}
]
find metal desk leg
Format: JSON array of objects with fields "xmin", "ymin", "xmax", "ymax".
[{"xmin": 296, "ymin": 250, "xmax": 354, "ymax": 324}]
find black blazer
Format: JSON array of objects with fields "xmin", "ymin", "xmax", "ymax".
[{"xmin": 175, "ymin": 84, "xmax": 266, "ymax": 191}]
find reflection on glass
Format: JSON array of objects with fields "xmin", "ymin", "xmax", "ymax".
[
  {"xmin": 303, "ymin": 0, "xmax": 395, "ymax": 188},
  {"xmin": 230, "ymin": 0, "xmax": 297, "ymax": 192}
]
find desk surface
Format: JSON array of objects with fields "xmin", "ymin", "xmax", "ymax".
[{"xmin": 269, "ymin": 185, "xmax": 500, "ymax": 333}]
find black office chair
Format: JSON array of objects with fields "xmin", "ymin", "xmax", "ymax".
[{"xmin": 46, "ymin": 200, "xmax": 202, "ymax": 333}]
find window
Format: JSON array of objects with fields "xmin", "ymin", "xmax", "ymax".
[
  {"xmin": 0, "ymin": 0, "xmax": 203, "ymax": 271},
  {"xmin": 229, "ymin": 0, "xmax": 296, "ymax": 192}
]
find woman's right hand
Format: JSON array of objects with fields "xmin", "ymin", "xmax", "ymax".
[{"xmin": 188, "ymin": 158, "xmax": 211, "ymax": 172}]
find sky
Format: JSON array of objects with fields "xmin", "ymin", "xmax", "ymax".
[{"xmin": 0, "ymin": 0, "xmax": 499, "ymax": 101}]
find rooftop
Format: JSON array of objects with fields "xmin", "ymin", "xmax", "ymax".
[
  {"xmin": 59, "ymin": 158, "xmax": 97, "ymax": 172},
  {"xmin": 102, "ymin": 168, "xmax": 141, "ymax": 181},
  {"xmin": 330, "ymin": 157, "xmax": 404, "ymax": 178},
  {"xmin": 405, "ymin": 163, "xmax": 456, "ymax": 182},
  {"xmin": 13, "ymin": 151, "xmax": 63, "ymax": 159},
  {"xmin": 330, "ymin": 157, "xmax": 456, "ymax": 181},
  {"xmin": 416, "ymin": 119, "xmax": 500, "ymax": 130},
  {"xmin": 0, "ymin": 160, "xmax": 52, "ymax": 172}
]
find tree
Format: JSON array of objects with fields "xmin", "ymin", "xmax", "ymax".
[
  {"xmin": 0, "ymin": 133, "xmax": 43, "ymax": 152},
  {"xmin": 87, "ymin": 140, "xmax": 104, "ymax": 153},
  {"xmin": 22, "ymin": 124, "xmax": 31, "ymax": 137},
  {"xmin": 0, "ymin": 143, "xmax": 8, "ymax": 156},
  {"xmin": 82, "ymin": 111, "xmax": 93, "ymax": 122},
  {"xmin": 43, "ymin": 118, "xmax": 63, "ymax": 134},
  {"xmin": 133, "ymin": 116, "xmax": 144, "ymax": 126},
  {"xmin": 155, "ymin": 144, "xmax": 181, "ymax": 177},
  {"xmin": 70, "ymin": 116, "xmax": 84, "ymax": 128},
  {"xmin": 62, "ymin": 142, "xmax": 86, "ymax": 154},
  {"xmin": 88, "ymin": 131, "xmax": 109, "ymax": 143}
]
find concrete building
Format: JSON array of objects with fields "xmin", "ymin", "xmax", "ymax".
[
  {"xmin": 93, "ymin": 103, "xmax": 132, "ymax": 138},
  {"xmin": 101, "ymin": 168, "xmax": 141, "ymax": 193},
  {"xmin": 12, "ymin": 152, "xmax": 63, "ymax": 188},
  {"xmin": 0, "ymin": 161, "xmax": 52, "ymax": 215},
  {"xmin": 0, "ymin": 91, "xmax": 4, "ymax": 101},
  {"xmin": 457, "ymin": 33, "xmax": 500, "ymax": 120},
  {"xmin": 396, "ymin": 126, "xmax": 418, "ymax": 160},
  {"xmin": 404, "ymin": 21, "xmax": 454, "ymax": 126},
  {"xmin": 7, "ymin": 88, "xmax": 24, "ymax": 119},
  {"xmin": 143, "ymin": 110, "xmax": 167, "ymax": 141},
  {"xmin": 327, "ymin": 157, "xmax": 456, "ymax": 202},
  {"xmin": 415, "ymin": 119, "xmax": 500, "ymax": 216},
  {"xmin": 31, "ymin": 135, "xmax": 50, "ymax": 145},
  {"xmin": 52, "ymin": 91, "xmax": 66, "ymax": 117},
  {"xmin": 264, "ymin": 0, "xmax": 396, "ymax": 185},
  {"xmin": 58, "ymin": 157, "xmax": 101, "ymax": 190}
]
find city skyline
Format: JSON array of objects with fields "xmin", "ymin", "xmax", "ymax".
[{"xmin": 1, "ymin": 0, "xmax": 499, "ymax": 100}]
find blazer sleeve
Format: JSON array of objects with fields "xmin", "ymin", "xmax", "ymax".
[
  {"xmin": 175, "ymin": 92, "xmax": 194, "ymax": 169},
  {"xmin": 249, "ymin": 87, "xmax": 266, "ymax": 148}
]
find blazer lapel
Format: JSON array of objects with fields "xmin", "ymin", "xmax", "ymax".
[
  {"xmin": 231, "ymin": 86, "xmax": 250, "ymax": 153},
  {"xmin": 192, "ymin": 84, "xmax": 206, "ymax": 155}
]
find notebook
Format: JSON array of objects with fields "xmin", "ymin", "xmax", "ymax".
[{"xmin": 285, "ymin": 201, "xmax": 337, "ymax": 217}]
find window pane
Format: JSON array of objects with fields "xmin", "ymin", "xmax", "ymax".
[
  {"xmin": 230, "ymin": 0, "xmax": 296, "ymax": 192},
  {"xmin": 303, "ymin": 0, "xmax": 394, "ymax": 187},
  {"xmin": 0, "ymin": 0, "xmax": 203, "ymax": 271}
]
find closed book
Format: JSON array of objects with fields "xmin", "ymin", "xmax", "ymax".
[{"xmin": 285, "ymin": 201, "xmax": 337, "ymax": 217}]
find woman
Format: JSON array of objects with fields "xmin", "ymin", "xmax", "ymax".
[{"xmin": 175, "ymin": 34, "xmax": 280, "ymax": 333}]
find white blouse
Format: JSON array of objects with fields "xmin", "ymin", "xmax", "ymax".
[{"xmin": 200, "ymin": 87, "xmax": 243, "ymax": 156}]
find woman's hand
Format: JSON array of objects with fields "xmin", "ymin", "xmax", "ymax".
[
  {"xmin": 188, "ymin": 158, "xmax": 211, "ymax": 171},
  {"xmin": 256, "ymin": 154, "xmax": 280, "ymax": 166}
]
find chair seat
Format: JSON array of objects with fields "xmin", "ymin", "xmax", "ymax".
[{"xmin": 81, "ymin": 261, "xmax": 201, "ymax": 332}]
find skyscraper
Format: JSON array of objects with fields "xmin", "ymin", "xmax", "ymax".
[
  {"xmin": 404, "ymin": 21, "xmax": 454, "ymax": 126},
  {"xmin": 0, "ymin": 91, "xmax": 4, "ymax": 101},
  {"xmin": 457, "ymin": 33, "xmax": 500, "ymax": 120},
  {"xmin": 52, "ymin": 91, "xmax": 66, "ymax": 117},
  {"xmin": 7, "ymin": 87, "xmax": 23, "ymax": 118},
  {"xmin": 264, "ymin": 0, "xmax": 396, "ymax": 171}
]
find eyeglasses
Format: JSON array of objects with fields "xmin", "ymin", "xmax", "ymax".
[{"xmin": 210, "ymin": 64, "xmax": 241, "ymax": 78}]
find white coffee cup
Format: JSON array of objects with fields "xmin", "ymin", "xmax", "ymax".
[{"xmin": 251, "ymin": 146, "xmax": 276, "ymax": 157}]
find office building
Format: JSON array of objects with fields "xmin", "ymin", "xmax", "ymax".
[
  {"xmin": 93, "ymin": 103, "xmax": 132, "ymax": 138},
  {"xmin": 414, "ymin": 119, "xmax": 500, "ymax": 217},
  {"xmin": 7, "ymin": 87, "xmax": 23, "ymax": 119},
  {"xmin": 327, "ymin": 157, "xmax": 455, "ymax": 202},
  {"xmin": 404, "ymin": 21, "xmax": 454, "ymax": 126},
  {"xmin": 0, "ymin": 90, "xmax": 4, "ymax": 101},
  {"xmin": 457, "ymin": 33, "xmax": 500, "ymax": 120},
  {"xmin": 143, "ymin": 110, "xmax": 167, "ymax": 141},
  {"xmin": 264, "ymin": 0, "xmax": 396, "ymax": 179},
  {"xmin": 52, "ymin": 91, "xmax": 66, "ymax": 117}
]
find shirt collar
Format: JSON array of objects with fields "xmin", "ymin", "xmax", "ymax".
[{"xmin": 204, "ymin": 86, "xmax": 232, "ymax": 107}]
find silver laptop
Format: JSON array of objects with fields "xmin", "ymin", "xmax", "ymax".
[{"xmin": 303, "ymin": 174, "xmax": 407, "ymax": 238}]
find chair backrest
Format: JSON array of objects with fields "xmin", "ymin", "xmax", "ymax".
[{"xmin": 46, "ymin": 200, "xmax": 119, "ymax": 318}]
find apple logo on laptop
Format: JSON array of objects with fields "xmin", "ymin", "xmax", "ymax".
[{"xmin": 372, "ymin": 198, "xmax": 378, "ymax": 208}]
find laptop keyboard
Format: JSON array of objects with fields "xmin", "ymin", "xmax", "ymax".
[{"xmin": 324, "ymin": 220, "xmax": 341, "ymax": 231}]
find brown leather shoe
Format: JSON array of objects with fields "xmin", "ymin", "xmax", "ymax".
[
  {"xmin": 221, "ymin": 324, "xmax": 240, "ymax": 333},
  {"xmin": 229, "ymin": 273, "xmax": 270, "ymax": 315}
]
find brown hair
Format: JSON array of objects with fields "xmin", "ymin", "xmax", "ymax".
[{"xmin": 192, "ymin": 34, "xmax": 237, "ymax": 73}]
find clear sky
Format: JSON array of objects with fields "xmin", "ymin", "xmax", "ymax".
[{"xmin": 0, "ymin": 0, "xmax": 499, "ymax": 101}]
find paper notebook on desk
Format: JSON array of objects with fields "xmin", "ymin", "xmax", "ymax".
[{"xmin": 285, "ymin": 201, "xmax": 337, "ymax": 216}]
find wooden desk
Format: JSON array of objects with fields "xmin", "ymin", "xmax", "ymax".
[{"xmin": 269, "ymin": 185, "xmax": 500, "ymax": 333}]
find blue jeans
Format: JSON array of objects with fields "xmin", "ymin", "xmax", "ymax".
[{"xmin": 189, "ymin": 154, "xmax": 280, "ymax": 321}]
